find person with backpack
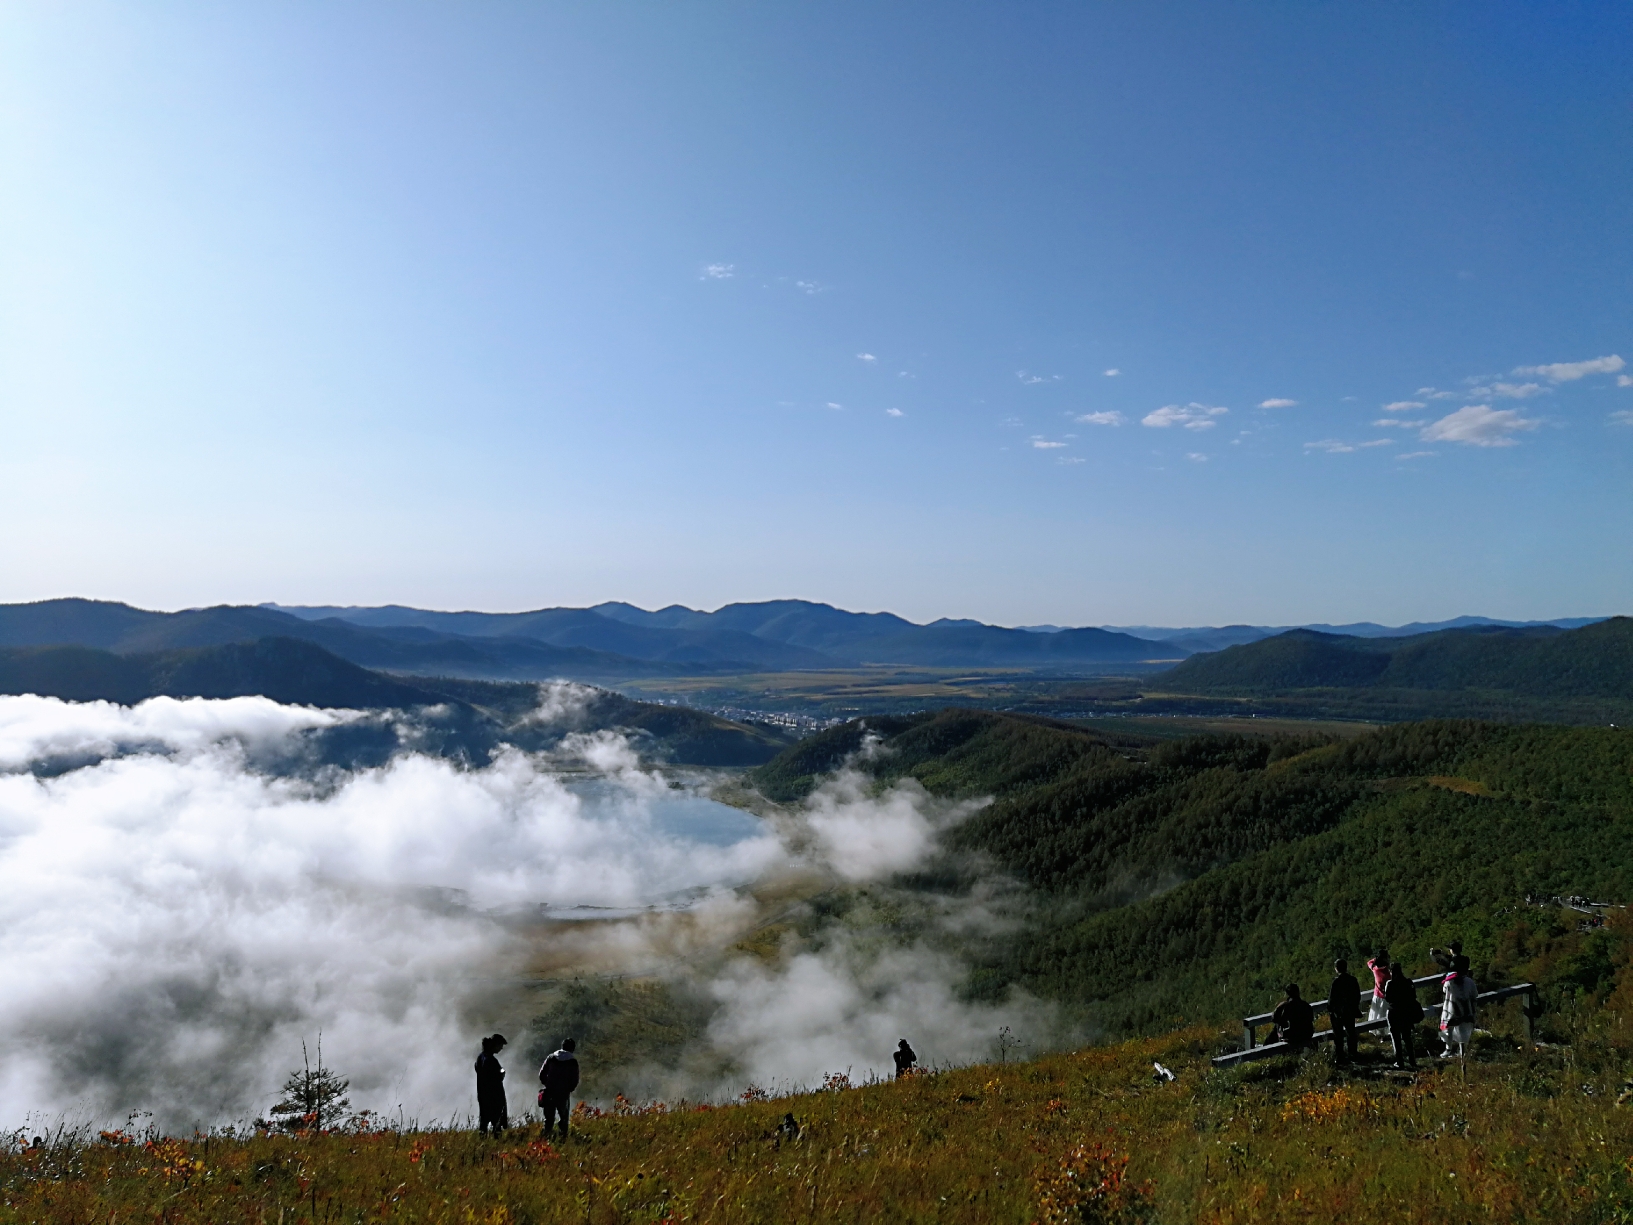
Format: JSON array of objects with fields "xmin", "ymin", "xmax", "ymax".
[
  {"xmin": 474, "ymin": 1034, "xmax": 508, "ymax": 1136},
  {"xmin": 538, "ymin": 1038, "xmax": 580, "ymax": 1138},
  {"xmin": 1440, "ymin": 954, "xmax": 1479, "ymax": 1059},
  {"xmin": 1327, "ymin": 959, "xmax": 1362, "ymax": 1065},
  {"xmin": 1383, "ymin": 962, "xmax": 1422, "ymax": 1069}
]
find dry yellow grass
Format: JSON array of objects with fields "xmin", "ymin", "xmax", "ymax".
[{"xmin": 5, "ymin": 1022, "xmax": 1632, "ymax": 1224}]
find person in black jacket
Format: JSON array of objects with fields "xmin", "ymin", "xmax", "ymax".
[
  {"xmin": 1383, "ymin": 962, "xmax": 1421, "ymax": 1069},
  {"xmin": 1271, "ymin": 984, "xmax": 1314, "ymax": 1047},
  {"xmin": 474, "ymin": 1034, "xmax": 508, "ymax": 1136},
  {"xmin": 1328, "ymin": 959, "xmax": 1362, "ymax": 1065},
  {"xmin": 892, "ymin": 1039, "xmax": 918, "ymax": 1079},
  {"xmin": 538, "ymin": 1038, "xmax": 580, "ymax": 1138}
]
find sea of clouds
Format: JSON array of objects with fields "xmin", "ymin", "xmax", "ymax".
[{"xmin": 0, "ymin": 691, "xmax": 1052, "ymax": 1133}]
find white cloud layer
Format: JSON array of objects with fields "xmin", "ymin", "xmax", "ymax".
[
  {"xmin": 0, "ymin": 696, "xmax": 1029, "ymax": 1128},
  {"xmin": 1075, "ymin": 411, "xmax": 1125, "ymax": 426},
  {"xmin": 1142, "ymin": 403, "xmax": 1227, "ymax": 430},
  {"xmin": 1512, "ymin": 354, "xmax": 1624, "ymax": 382},
  {"xmin": 1258, "ymin": 398, "xmax": 1297, "ymax": 409},
  {"xmin": 1420, "ymin": 404, "xmax": 1540, "ymax": 447}
]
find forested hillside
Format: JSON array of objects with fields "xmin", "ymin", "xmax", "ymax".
[
  {"xmin": 755, "ymin": 711, "xmax": 1633, "ymax": 1035},
  {"xmin": 1152, "ymin": 617, "xmax": 1633, "ymax": 723}
]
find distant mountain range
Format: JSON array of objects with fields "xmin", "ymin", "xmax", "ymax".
[
  {"xmin": 0, "ymin": 598, "xmax": 1615, "ymax": 688},
  {"xmin": 1098, "ymin": 615, "xmax": 1607, "ymax": 655},
  {"xmin": 0, "ymin": 635, "xmax": 791, "ymax": 767}
]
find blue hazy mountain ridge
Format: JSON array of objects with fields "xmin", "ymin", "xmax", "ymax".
[
  {"xmin": 1159, "ymin": 619, "xmax": 1633, "ymax": 699},
  {"xmin": 273, "ymin": 599, "xmax": 1174, "ymax": 666},
  {"xmin": 0, "ymin": 600, "xmax": 702, "ymax": 681},
  {"xmin": 1104, "ymin": 616, "xmax": 1607, "ymax": 655}
]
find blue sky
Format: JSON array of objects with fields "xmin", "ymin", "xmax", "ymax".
[{"xmin": 2, "ymin": 2, "xmax": 1629, "ymax": 625}]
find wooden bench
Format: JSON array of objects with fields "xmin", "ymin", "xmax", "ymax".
[{"xmin": 1210, "ymin": 980, "xmax": 1538, "ymax": 1068}]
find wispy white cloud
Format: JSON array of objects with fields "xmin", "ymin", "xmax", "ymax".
[
  {"xmin": 1513, "ymin": 354, "xmax": 1624, "ymax": 382},
  {"xmin": 1397, "ymin": 451, "xmax": 1436, "ymax": 460},
  {"xmin": 1374, "ymin": 418, "xmax": 1428, "ymax": 428},
  {"xmin": 1619, "ymin": 374, "xmax": 1632, "ymax": 387},
  {"xmin": 1103, "ymin": 368, "xmax": 1121, "ymax": 377},
  {"xmin": 1016, "ymin": 370, "xmax": 1061, "ymax": 385},
  {"xmin": 1186, "ymin": 452, "xmax": 1208, "ymax": 462},
  {"xmin": 1420, "ymin": 404, "xmax": 1539, "ymax": 446},
  {"xmin": 1610, "ymin": 410, "xmax": 1633, "ymax": 426},
  {"xmin": 1076, "ymin": 411, "xmax": 1125, "ymax": 426},
  {"xmin": 1415, "ymin": 387, "xmax": 1460, "ymax": 400},
  {"xmin": 1142, "ymin": 403, "xmax": 1228, "ymax": 430},
  {"xmin": 1304, "ymin": 439, "xmax": 1355, "ymax": 454},
  {"xmin": 701, "ymin": 263, "xmax": 735, "ymax": 280},
  {"xmin": 1384, "ymin": 401, "xmax": 1426, "ymax": 413},
  {"xmin": 857, "ymin": 353, "xmax": 877, "ymax": 363},
  {"xmin": 1359, "ymin": 439, "xmax": 1394, "ymax": 448},
  {"xmin": 825, "ymin": 402, "xmax": 844, "ymax": 411},
  {"xmin": 796, "ymin": 280, "xmax": 824, "ymax": 295},
  {"xmin": 1030, "ymin": 438, "xmax": 1068, "ymax": 449},
  {"xmin": 1057, "ymin": 456, "xmax": 1086, "ymax": 465},
  {"xmin": 885, "ymin": 407, "xmax": 904, "ymax": 418},
  {"xmin": 1466, "ymin": 381, "xmax": 1545, "ymax": 399},
  {"xmin": 1258, "ymin": 398, "xmax": 1298, "ymax": 409}
]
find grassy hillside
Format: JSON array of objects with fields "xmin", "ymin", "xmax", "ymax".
[{"xmin": 8, "ymin": 1000, "xmax": 1633, "ymax": 1224}]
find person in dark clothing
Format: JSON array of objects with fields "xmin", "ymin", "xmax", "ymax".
[
  {"xmin": 1383, "ymin": 962, "xmax": 1422, "ymax": 1069},
  {"xmin": 1271, "ymin": 984, "xmax": 1314, "ymax": 1047},
  {"xmin": 1328, "ymin": 959, "xmax": 1362, "ymax": 1064},
  {"xmin": 474, "ymin": 1034, "xmax": 508, "ymax": 1136},
  {"xmin": 538, "ymin": 1037, "xmax": 580, "ymax": 1138},
  {"xmin": 1431, "ymin": 941, "xmax": 1464, "ymax": 974},
  {"xmin": 892, "ymin": 1039, "xmax": 918, "ymax": 1079}
]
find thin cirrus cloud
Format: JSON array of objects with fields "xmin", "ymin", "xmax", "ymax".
[
  {"xmin": 1030, "ymin": 438, "xmax": 1068, "ymax": 449},
  {"xmin": 885, "ymin": 408, "xmax": 904, "ymax": 418},
  {"xmin": 1375, "ymin": 418, "xmax": 1428, "ymax": 428},
  {"xmin": 1420, "ymin": 404, "xmax": 1539, "ymax": 447},
  {"xmin": 1258, "ymin": 398, "xmax": 1298, "ymax": 409},
  {"xmin": 1512, "ymin": 354, "xmax": 1624, "ymax": 383},
  {"xmin": 1609, "ymin": 410, "xmax": 1633, "ymax": 426},
  {"xmin": 1304, "ymin": 439, "xmax": 1355, "ymax": 454},
  {"xmin": 1383, "ymin": 401, "xmax": 1427, "ymax": 413},
  {"xmin": 1142, "ymin": 403, "xmax": 1228, "ymax": 430},
  {"xmin": 1017, "ymin": 370, "xmax": 1061, "ymax": 385},
  {"xmin": 1397, "ymin": 451, "xmax": 1437, "ymax": 460},
  {"xmin": 856, "ymin": 353, "xmax": 877, "ymax": 363},
  {"xmin": 1076, "ymin": 411, "xmax": 1125, "ymax": 426},
  {"xmin": 1103, "ymin": 368, "xmax": 1121, "ymax": 377},
  {"xmin": 701, "ymin": 263, "xmax": 735, "ymax": 279},
  {"xmin": 1185, "ymin": 452, "xmax": 1208, "ymax": 462},
  {"xmin": 1466, "ymin": 381, "xmax": 1545, "ymax": 399}
]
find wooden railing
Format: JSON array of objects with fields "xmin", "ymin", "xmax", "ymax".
[{"xmin": 1212, "ymin": 978, "xmax": 1538, "ymax": 1068}]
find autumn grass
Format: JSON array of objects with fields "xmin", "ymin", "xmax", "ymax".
[{"xmin": 6, "ymin": 1018, "xmax": 1633, "ymax": 1225}]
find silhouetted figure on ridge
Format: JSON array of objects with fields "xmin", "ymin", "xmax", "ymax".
[
  {"xmin": 892, "ymin": 1039, "xmax": 917, "ymax": 1079},
  {"xmin": 538, "ymin": 1037, "xmax": 579, "ymax": 1138},
  {"xmin": 475, "ymin": 1033, "xmax": 508, "ymax": 1136},
  {"xmin": 1328, "ymin": 959, "xmax": 1362, "ymax": 1064}
]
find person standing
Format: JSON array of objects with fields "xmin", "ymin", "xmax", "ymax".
[
  {"xmin": 538, "ymin": 1038, "xmax": 580, "ymax": 1139},
  {"xmin": 474, "ymin": 1034, "xmax": 508, "ymax": 1136},
  {"xmin": 1440, "ymin": 954, "xmax": 1479, "ymax": 1059},
  {"xmin": 892, "ymin": 1039, "xmax": 918, "ymax": 1079},
  {"xmin": 1383, "ymin": 962, "xmax": 1422, "ymax": 1070},
  {"xmin": 1365, "ymin": 948, "xmax": 1391, "ymax": 1023},
  {"xmin": 1327, "ymin": 959, "xmax": 1362, "ymax": 1064}
]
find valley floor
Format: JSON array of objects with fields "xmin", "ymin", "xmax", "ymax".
[{"xmin": 8, "ymin": 1016, "xmax": 1631, "ymax": 1224}]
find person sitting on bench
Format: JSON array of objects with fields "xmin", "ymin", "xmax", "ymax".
[{"xmin": 1271, "ymin": 983, "xmax": 1315, "ymax": 1047}]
